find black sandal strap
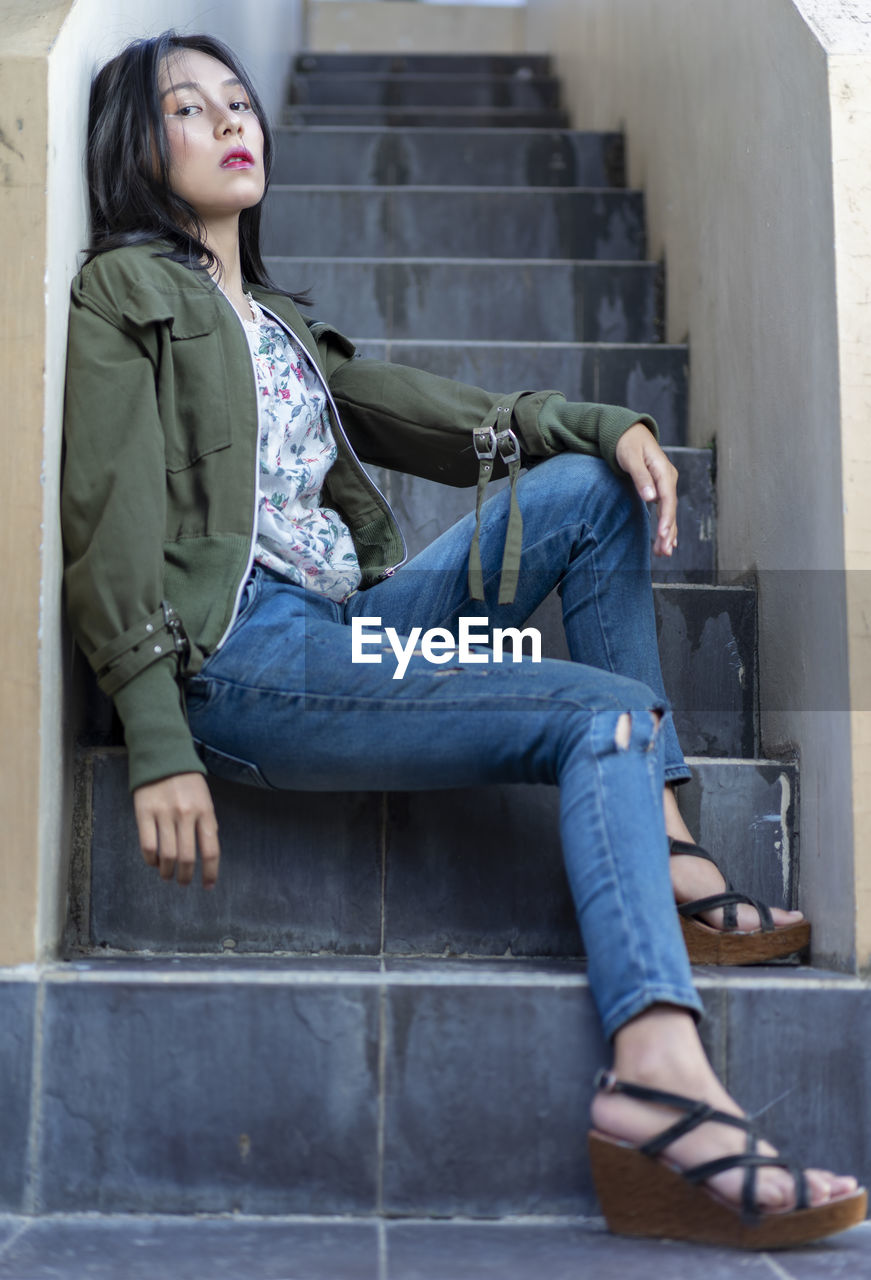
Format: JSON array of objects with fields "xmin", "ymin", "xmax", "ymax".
[
  {"xmin": 593, "ymin": 1072, "xmax": 753, "ymax": 1135},
  {"xmin": 678, "ymin": 890, "xmax": 775, "ymax": 933},
  {"xmin": 669, "ymin": 838, "xmax": 720, "ymax": 868},
  {"xmin": 594, "ymin": 1071, "xmax": 810, "ymax": 1222}
]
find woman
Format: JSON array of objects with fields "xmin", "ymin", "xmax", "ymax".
[{"xmin": 61, "ymin": 31, "xmax": 865, "ymax": 1247}]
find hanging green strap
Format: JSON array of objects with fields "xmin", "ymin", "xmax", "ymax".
[{"xmin": 468, "ymin": 393, "xmax": 525, "ymax": 605}]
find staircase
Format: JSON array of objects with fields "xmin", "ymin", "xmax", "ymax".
[{"xmin": 4, "ymin": 48, "xmax": 869, "ymax": 1278}]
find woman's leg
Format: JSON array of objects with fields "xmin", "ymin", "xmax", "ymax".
[
  {"xmin": 352, "ymin": 454, "xmax": 800, "ymax": 931},
  {"xmin": 186, "ymin": 574, "xmax": 854, "ymax": 1217},
  {"xmin": 186, "ymin": 567, "xmax": 701, "ymax": 1039}
]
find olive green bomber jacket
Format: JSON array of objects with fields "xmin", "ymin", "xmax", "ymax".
[{"xmin": 61, "ymin": 243, "xmax": 658, "ymax": 791}]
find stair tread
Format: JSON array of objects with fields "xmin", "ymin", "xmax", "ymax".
[{"xmin": 0, "ymin": 1211, "xmax": 868, "ymax": 1279}]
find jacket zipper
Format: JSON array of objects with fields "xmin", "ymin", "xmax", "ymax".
[
  {"xmin": 258, "ymin": 304, "xmax": 408, "ymax": 576},
  {"xmin": 215, "ymin": 301, "xmax": 408, "ymax": 650},
  {"xmin": 214, "ymin": 303, "xmax": 263, "ymax": 651}
]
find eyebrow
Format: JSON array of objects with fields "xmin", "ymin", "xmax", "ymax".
[{"xmin": 161, "ymin": 76, "xmax": 244, "ymax": 99}]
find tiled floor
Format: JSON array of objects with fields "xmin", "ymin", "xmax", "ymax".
[{"xmin": 0, "ymin": 1216, "xmax": 869, "ymax": 1280}]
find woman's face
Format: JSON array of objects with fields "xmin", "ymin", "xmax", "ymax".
[{"xmin": 159, "ymin": 49, "xmax": 265, "ymax": 226}]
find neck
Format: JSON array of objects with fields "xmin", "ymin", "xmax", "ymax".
[
  {"xmin": 203, "ymin": 215, "xmax": 253, "ymax": 320},
  {"xmin": 204, "ymin": 215, "xmax": 245, "ymax": 296}
]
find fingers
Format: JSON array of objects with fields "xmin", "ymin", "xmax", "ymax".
[
  {"xmin": 132, "ymin": 773, "xmax": 221, "ymax": 888},
  {"xmin": 614, "ymin": 423, "xmax": 679, "ymax": 558}
]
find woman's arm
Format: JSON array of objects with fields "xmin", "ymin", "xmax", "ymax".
[{"xmin": 63, "ymin": 285, "xmax": 218, "ymax": 882}]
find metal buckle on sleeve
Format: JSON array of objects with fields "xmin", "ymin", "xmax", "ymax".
[
  {"xmin": 495, "ymin": 426, "xmax": 521, "ymax": 466},
  {"xmin": 473, "ymin": 425, "xmax": 497, "ymax": 461},
  {"xmin": 162, "ymin": 600, "xmax": 191, "ymax": 663}
]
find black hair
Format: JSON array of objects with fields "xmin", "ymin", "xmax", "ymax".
[{"xmin": 85, "ymin": 30, "xmax": 306, "ymax": 300}]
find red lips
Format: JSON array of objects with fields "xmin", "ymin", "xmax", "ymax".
[{"xmin": 220, "ymin": 147, "xmax": 255, "ymax": 168}]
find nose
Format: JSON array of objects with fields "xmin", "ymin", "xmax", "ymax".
[{"xmin": 214, "ymin": 106, "xmax": 243, "ymax": 137}]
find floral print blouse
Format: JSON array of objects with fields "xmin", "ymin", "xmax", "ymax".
[{"xmin": 241, "ymin": 298, "xmax": 362, "ymax": 602}]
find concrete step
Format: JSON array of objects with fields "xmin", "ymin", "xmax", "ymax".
[
  {"xmin": 354, "ymin": 340, "xmax": 688, "ymax": 446},
  {"xmin": 5, "ymin": 1215, "xmax": 870, "ymax": 1280},
  {"xmin": 363, "ymin": 446, "xmax": 714, "ymax": 582},
  {"xmin": 5, "ymin": 960, "xmax": 867, "ymax": 1217},
  {"xmin": 73, "ymin": 752, "xmax": 788, "ymax": 957},
  {"xmin": 282, "ymin": 106, "xmax": 572, "ymax": 128},
  {"xmin": 271, "ymin": 127, "xmax": 625, "ymax": 188},
  {"xmin": 262, "ymin": 186, "xmax": 643, "ymax": 261},
  {"xmin": 294, "ymin": 53, "xmax": 555, "ymax": 77},
  {"xmin": 289, "ymin": 72, "xmax": 562, "ymax": 112},
  {"xmin": 267, "ymin": 258, "xmax": 658, "ymax": 343},
  {"xmin": 262, "ymin": 187, "xmax": 645, "ymax": 260}
]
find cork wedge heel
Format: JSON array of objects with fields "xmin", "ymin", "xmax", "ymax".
[
  {"xmin": 589, "ymin": 1072, "xmax": 867, "ymax": 1250},
  {"xmin": 670, "ymin": 838, "xmax": 811, "ymax": 965}
]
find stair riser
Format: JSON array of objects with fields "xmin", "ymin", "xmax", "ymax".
[
  {"xmin": 11, "ymin": 972, "xmax": 866, "ymax": 1217},
  {"xmin": 283, "ymin": 108, "xmax": 571, "ymax": 129},
  {"xmin": 261, "ymin": 190, "xmax": 645, "ymax": 260},
  {"xmin": 266, "ymin": 260, "xmax": 658, "ymax": 344},
  {"xmin": 363, "ymin": 446, "xmax": 713, "ymax": 581},
  {"xmin": 78, "ymin": 755, "xmax": 794, "ymax": 956},
  {"xmin": 294, "ymin": 55, "xmax": 554, "ymax": 76},
  {"xmin": 271, "ymin": 129, "xmax": 625, "ymax": 189},
  {"xmin": 354, "ymin": 340, "xmax": 688, "ymax": 447},
  {"xmin": 290, "ymin": 75, "xmax": 562, "ymax": 111}
]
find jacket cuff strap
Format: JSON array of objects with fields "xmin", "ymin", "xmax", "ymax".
[{"xmin": 468, "ymin": 393, "xmax": 527, "ymax": 604}]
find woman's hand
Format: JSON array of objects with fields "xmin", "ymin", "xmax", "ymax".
[
  {"xmin": 133, "ymin": 772, "xmax": 221, "ymax": 888},
  {"xmin": 614, "ymin": 422, "xmax": 679, "ymax": 557}
]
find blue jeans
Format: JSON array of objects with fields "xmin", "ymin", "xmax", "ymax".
[{"xmin": 185, "ymin": 455, "xmax": 702, "ymax": 1038}]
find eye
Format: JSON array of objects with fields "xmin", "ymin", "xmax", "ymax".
[
  {"xmin": 174, "ymin": 103, "xmax": 202, "ymax": 118},
  {"xmin": 229, "ymin": 99, "xmax": 252, "ymax": 113}
]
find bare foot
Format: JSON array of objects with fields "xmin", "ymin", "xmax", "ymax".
[{"xmin": 664, "ymin": 787, "xmax": 804, "ymax": 933}]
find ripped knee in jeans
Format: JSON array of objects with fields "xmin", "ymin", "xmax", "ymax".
[{"xmin": 614, "ymin": 707, "xmax": 663, "ymax": 751}]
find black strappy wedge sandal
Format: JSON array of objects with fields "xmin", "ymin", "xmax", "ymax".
[
  {"xmin": 670, "ymin": 838, "xmax": 811, "ymax": 964},
  {"xmin": 589, "ymin": 1070, "xmax": 866, "ymax": 1249}
]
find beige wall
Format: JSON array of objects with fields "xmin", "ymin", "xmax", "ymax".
[
  {"xmin": 1, "ymin": 0, "xmax": 300, "ymax": 966},
  {"xmin": 307, "ymin": 0, "xmax": 526, "ymax": 53},
  {"xmin": 526, "ymin": 0, "xmax": 871, "ymax": 969}
]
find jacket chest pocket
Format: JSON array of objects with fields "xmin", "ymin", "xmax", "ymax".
[{"xmin": 160, "ymin": 323, "xmax": 235, "ymax": 473}]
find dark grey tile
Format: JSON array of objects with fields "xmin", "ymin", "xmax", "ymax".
[
  {"xmin": 655, "ymin": 585, "xmax": 757, "ymax": 758},
  {"xmin": 382, "ymin": 980, "xmax": 606, "ymax": 1215},
  {"xmin": 595, "ymin": 344, "xmax": 689, "ymax": 447},
  {"xmin": 388, "ymin": 190, "xmax": 645, "ymax": 261},
  {"xmin": 381, "ymin": 980, "xmax": 724, "ymax": 1217},
  {"xmin": 383, "ymin": 785, "xmax": 579, "ymax": 957},
  {"xmin": 262, "ymin": 190, "xmax": 390, "ymax": 260},
  {"xmin": 38, "ymin": 978, "xmax": 379, "ymax": 1213},
  {"xmin": 650, "ymin": 446, "xmax": 716, "ymax": 583},
  {"xmin": 724, "ymin": 985, "xmax": 871, "ymax": 1198},
  {"xmin": 290, "ymin": 73, "xmax": 562, "ymax": 111},
  {"xmin": 263, "ymin": 190, "xmax": 645, "ymax": 261},
  {"xmin": 271, "ymin": 128, "xmax": 625, "ymax": 189},
  {"xmin": 0, "ymin": 1217, "xmax": 378, "ymax": 1280},
  {"xmin": 271, "ymin": 260, "xmax": 657, "ymax": 344},
  {"xmin": 293, "ymin": 54, "xmax": 554, "ymax": 77},
  {"xmin": 85, "ymin": 751, "xmax": 382, "ymax": 954},
  {"xmin": 680, "ymin": 760, "xmax": 799, "ymax": 911},
  {"xmin": 282, "ymin": 108, "xmax": 571, "ymax": 129},
  {"xmin": 777, "ymin": 1223, "xmax": 871, "ymax": 1278},
  {"xmin": 0, "ymin": 983, "xmax": 36, "ymax": 1211},
  {"xmin": 385, "ymin": 1219, "xmax": 781, "ymax": 1280}
]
